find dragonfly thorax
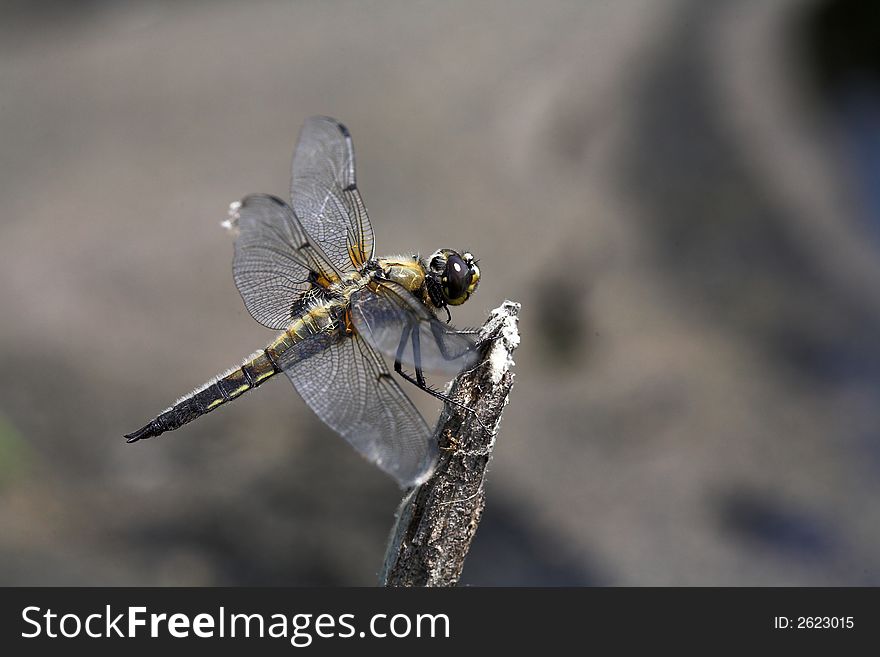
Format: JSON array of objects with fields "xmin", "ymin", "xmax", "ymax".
[{"xmin": 375, "ymin": 256, "xmax": 428, "ymax": 295}]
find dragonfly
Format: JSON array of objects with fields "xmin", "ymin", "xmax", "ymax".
[{"xmin": 125, "ymin": 116, "xmax": 481, "ymax": 487}]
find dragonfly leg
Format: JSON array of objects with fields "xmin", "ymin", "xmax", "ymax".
[
  {"xmin": 395, "ymin": 323, "xmax": 412, "ymax": 368},
  {"xmin": 394, "ymin": 323, "xmax": 477, "ymax": 417},
  {"xmin": 412, "ymin": 326, "xmax": 426, "ymax": 387},
  {"xmin": 429, "ymin": 319, "xmax": 479, "ymax": 363}
]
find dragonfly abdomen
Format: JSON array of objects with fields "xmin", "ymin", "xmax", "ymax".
[
  {"xmin": 123, "ymin": 349, "xmax": 280, "ymax": 443},
  {"xmin": 125, "ymin": 305, "xmax": 341, "ymax": 443}
]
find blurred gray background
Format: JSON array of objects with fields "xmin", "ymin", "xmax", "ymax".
[{"xmin": 2, "ymin": 0, "xmax": 879, "ymax": 585}]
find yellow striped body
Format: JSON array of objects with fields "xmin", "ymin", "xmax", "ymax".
[
  {"xmin": 124, "ymin": 256, "xmax": 430, "ymax": 443},
  {"xmin": 200, "ymin": 303, "xmax": 341, "ymax": 414}
]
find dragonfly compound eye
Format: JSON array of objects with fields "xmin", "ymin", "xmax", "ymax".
[{"xmin": 442, "ymin": 253, "xmax": 474, "ymax": 305}]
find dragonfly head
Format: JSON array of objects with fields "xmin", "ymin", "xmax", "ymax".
[{"xmin": 427, "ymin": 249, "xmax": 480, "ymax": 306}]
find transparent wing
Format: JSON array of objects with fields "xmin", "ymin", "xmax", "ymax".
[
  {"xmin": 291, "ymin": 116, "xmax": 375, "ymax": 272},
  {"xmin": 350, "ymin": 282, "xmax": 480, "ymax": 377},
  {"xmin": 279, "ymin": 331, "xmax": 437, "ymax": 488},
  {"xmin": 227, "ymin": 194, "xmax": 340, "ymax": 330}
]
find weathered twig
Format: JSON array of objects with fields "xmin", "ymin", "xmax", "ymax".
[{"xmin": 380, "ymin": 300, "xmax": 521, "ymax": 586}]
